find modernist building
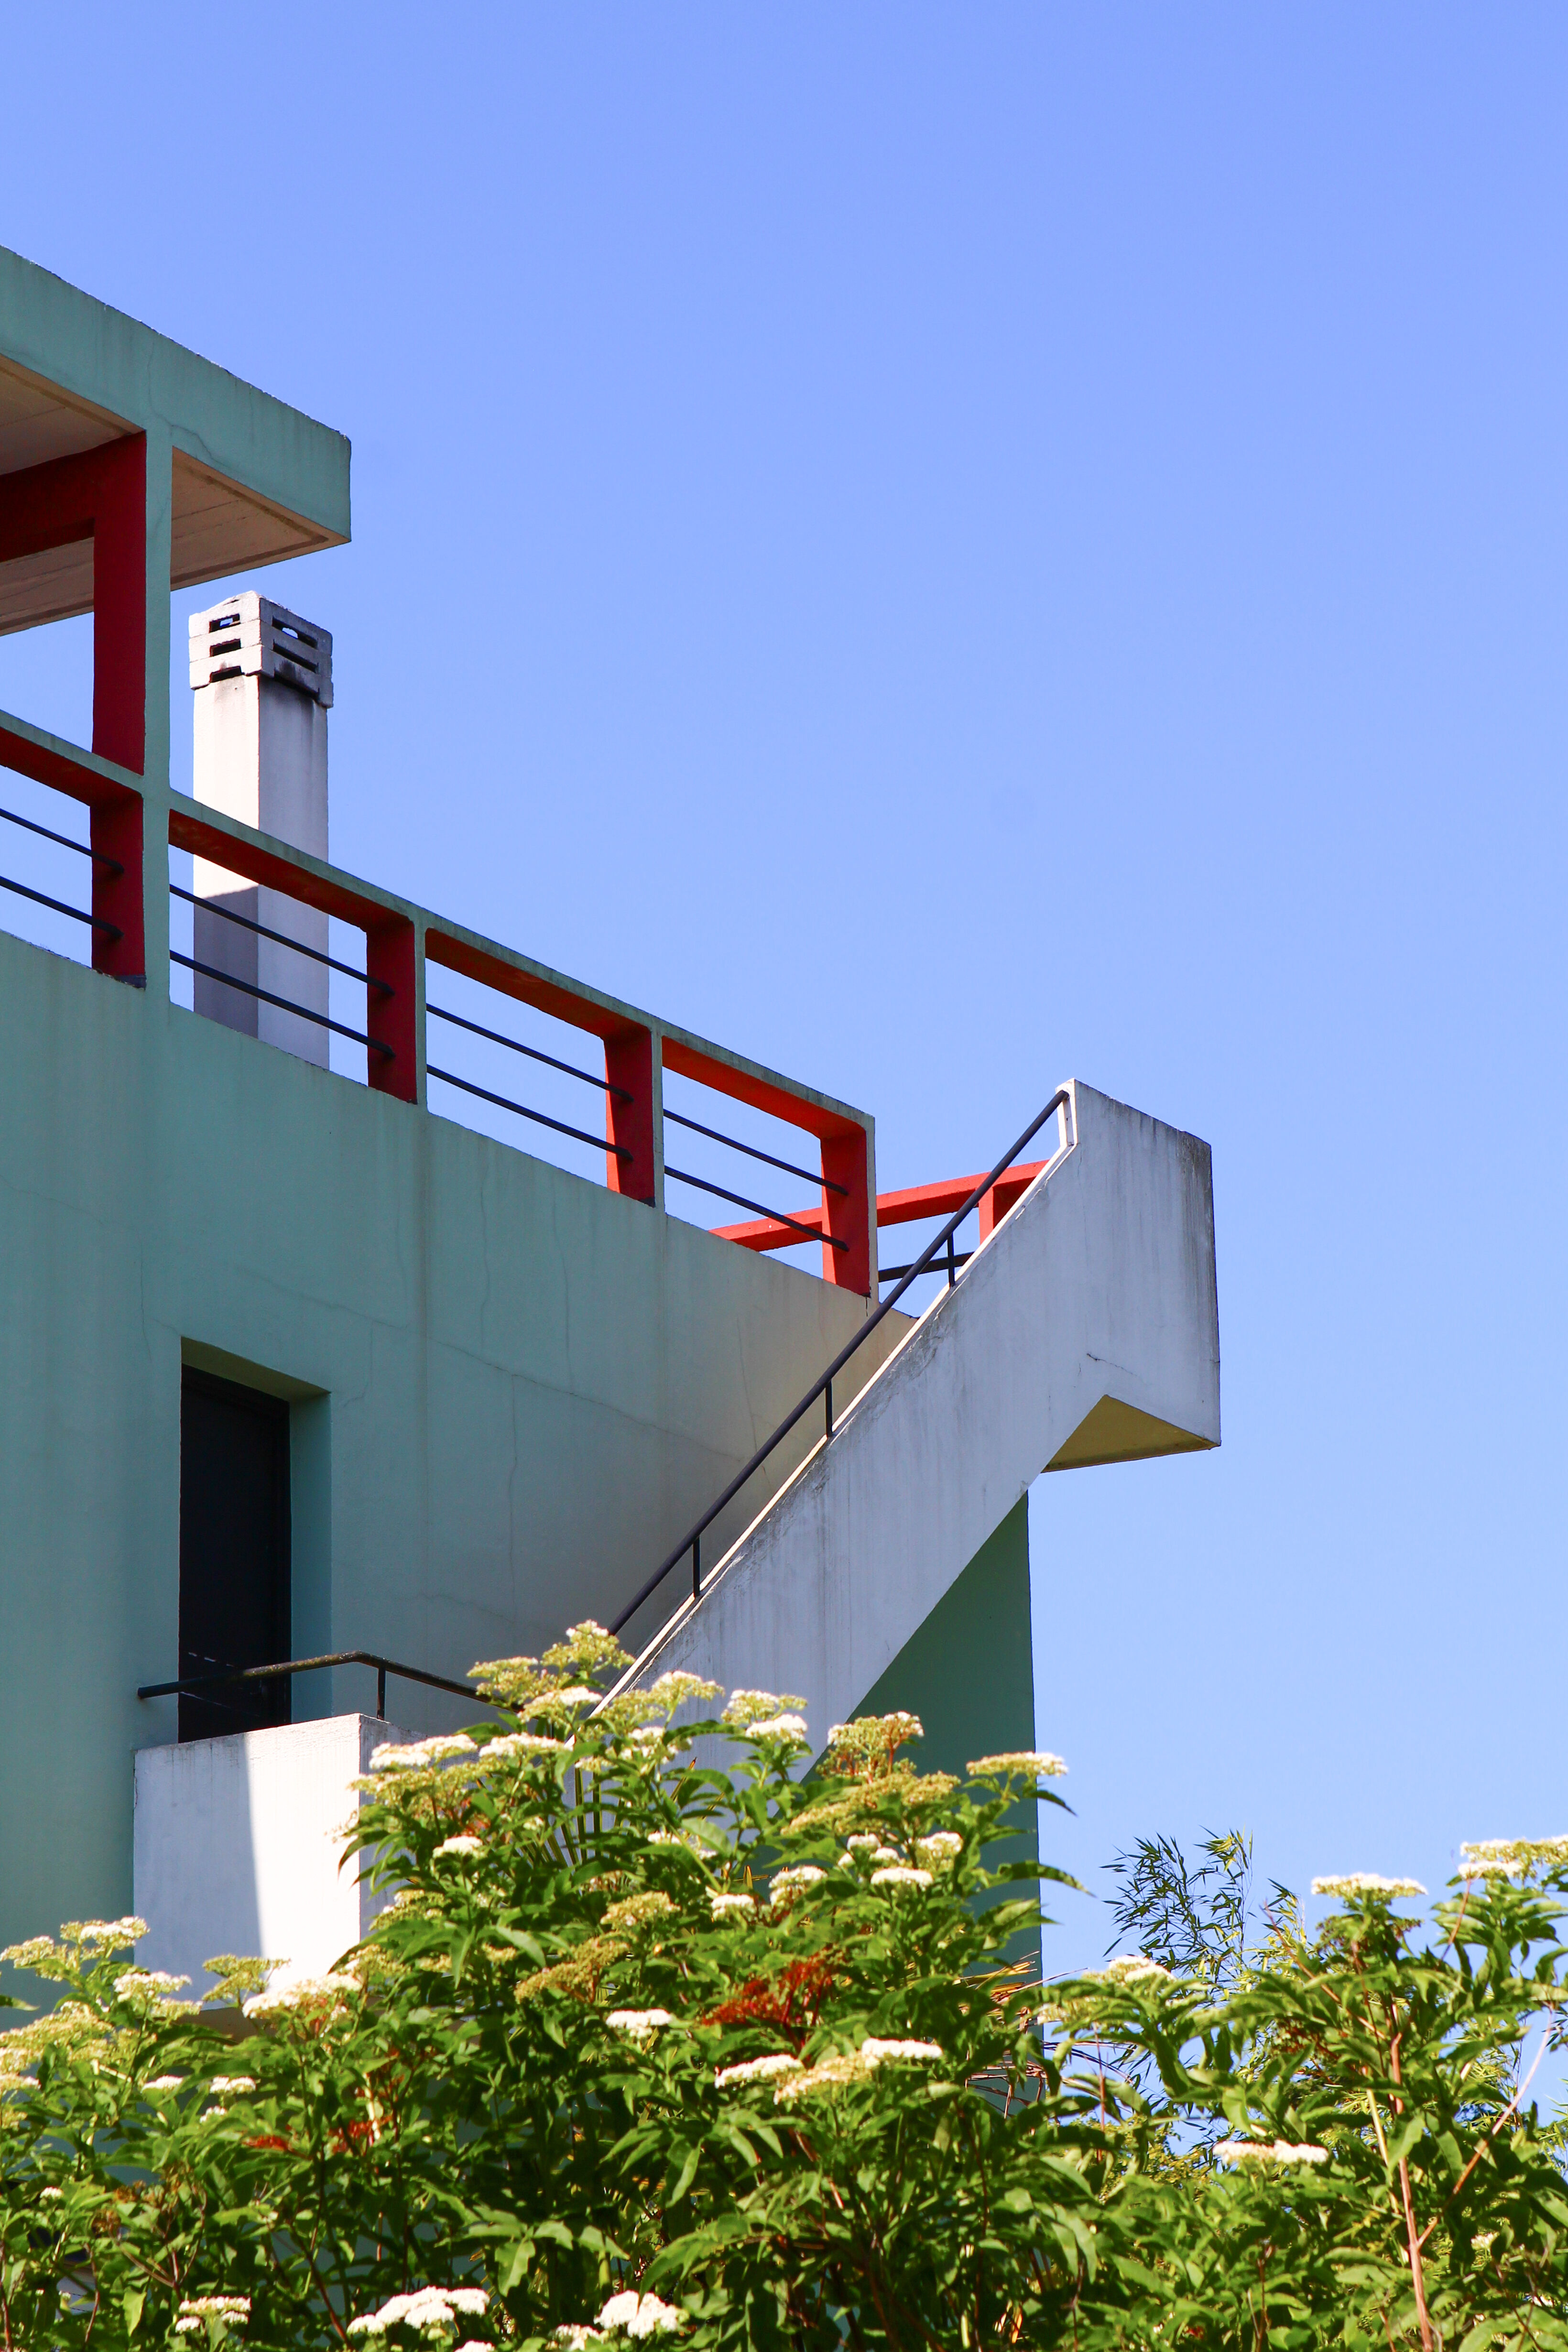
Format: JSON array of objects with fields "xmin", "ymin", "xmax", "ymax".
[{"xmin": 0, "ymin": 248, "xmax": 1220, "ymax": 1989}]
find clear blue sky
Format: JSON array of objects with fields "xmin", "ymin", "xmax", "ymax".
[{"xmin": 3, "ymin": 7, "xmax": 1565, "ymax": 1962}]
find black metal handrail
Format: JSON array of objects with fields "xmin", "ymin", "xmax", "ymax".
[
  {"xmin": 664, "ymin": 1163, "xmax": 849, "ymax": 1248},
  {"xmin": 171, "ymin": 952, "xmax": 395, "ymax": 1056},
  {"xmin": 138, "ymin": 1649, "xmax": 477, "ymax": 1722},
  {"xmin": 427, "ymin": 1062, "xmax": 633, "ymax": 1160},
  {"xmin": 171, "ymin": 882, "xmax": 392, "ymax": 993},
  {"xmin": 609, "ymin": 1087, "xmax": 1070, "ymax": 1634},
  {"xmin": 879, "ymin": 1237, "xmax": 972, "ymax": 1287},
  {"xmin": 427, "ymin": 1001, "xmax": 632, "ymax": 1101},
  {"xmin": 0, "ymin": 872, "xmax": 121, "ymax": 937},
  {"xmin": 663, "ymin": 1107, "xmax": 848, "ymax": 1197},
  {"xmin": 0, "ymin": 800, "xmax": 122, "ymax": 871}
]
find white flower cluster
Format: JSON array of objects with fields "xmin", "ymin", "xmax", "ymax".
[
  {"xmin": 709, "ymin": 1893, "xmax": 756, "ymax": 1920},
  {"xmin": 607, "ymin": 2008, "xmax": 676, "ymax": 2040},
  {"xmin": 435, "ymin": 1836, "xmax": 483, "ymax": 1859},
  {"xmin": 1311, "ymin": 1874, "xmax": 1426, "ymax": 1899},
  {"xmin": 243, "ymin": 1971, "xmax": 360, "ymax": 2017},
  {"xmin": 145, "ymin": 2074, "xmax": 185, "ymax": 2093},
  {"xmin": 372, "ymin": 1734, "xmax": 478, "ymax": 1772},
  {"xmin": 722, "ymin": 1688, "xmax": 800, "ymax": 1729},
  {"xmin": 210, "ymin": 2076, "xmax": 256, "ymax": 2094},
  {"xmin": 77, "ymin": 1916, "xmax": 149, "ymax": 1948},
  {"xmin": 174, "ymin": 2295, "xmax": 250, "ymax": 2335},
  {"xmin": 477, "ymin": 1731, "xmax": 566, "ymax": 1762},
  {"xmin": 770, "ymin": 1865, "xmax": 827, "ymax": 1900},
  {"xmin": 861, "ymin": 2037, "xmax": 945, "ymax": 2067},
  {"xmin": 553, "ymin": 2289, "xmax": 687, "ymax": 2344},
  {"xmin": 870, "ymin": 1867, "xmax": 932, "ymax": 1891},
  {"xmin": 1215, "ymin": 2139, "xmax": 1329, "ymax": 2167},
  {"xmin": 915, "ymin": 1832, "xmax": 962, "ymax": 1868},
  {"xmin": 1093, "ymin": 1955, "xmax": 1173, "ymax": 1987},
  {"xmin": 348, "ymin": 2284, "xmax": 488, "ymax": 2339},
  {"xmin": 1460, "ymin": 1838, "xmax": 1568, "ymax": 1878},
  {"xmin": 750, "ymin": 1713, "xmax": 810, "ymax": 1744},
  {"xmin": 967, "ymin": 1751, "xmax": 1067, "ymax": 1780},
  {"xmin": 844, "ymin": 1834, "xmax": 881, "ymax": 1852},
  {"xmin": 114, "ymin": 1968, "xmax": 191, "ymax": 2008},
  {"xmin": 715, "ymin": 2052, "xmax": 803, "ymax": 2088}
]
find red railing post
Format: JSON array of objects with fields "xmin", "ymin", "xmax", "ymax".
[
  {"xmin": 820, "ymin": 1125, "xmax": 871, "ymax": 1296},
  {"xmin": 367, "ymin": 914, "xmax": 418, "ymax": 1102},
  {"xmin": 605, "ymin": 1023, "xmax": 656, "ymax": 1203}
]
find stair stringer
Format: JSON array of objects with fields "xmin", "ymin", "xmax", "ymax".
[{"xmin": 610, "ymin": 1080, "xmax": 1219, "ymax": 1744}]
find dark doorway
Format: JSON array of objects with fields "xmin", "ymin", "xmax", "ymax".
[{"xmin": 179, "ymin": 1368, "xmax": 292, "ymax": 1742}]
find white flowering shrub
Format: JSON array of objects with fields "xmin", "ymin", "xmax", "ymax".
[{"xmin": 6, "ymin": 1622, "xmax": 1568, "ymax": 2352}]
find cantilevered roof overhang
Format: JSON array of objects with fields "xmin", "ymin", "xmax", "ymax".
[{"xmin": 0, "ymin": 248, "xmax": 349, "ymax": 638}]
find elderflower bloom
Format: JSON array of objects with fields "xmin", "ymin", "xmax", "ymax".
[
  {"xmin": 748, "ymin": 1713, "xmax": 809, "ymax": 1743},
  {"xmin": 1460, "ymin": 1838, "xmax": 1568, "ymax": 1877},
  {"xmin": 967, "ymin": 1750, "xmax": 1067, "ymax": 1779},
  {"xmin": 598, "ymin": 2289, "xmax": 686, "ymax": 2337},
  {"xmin": 1216, "ymin": 2140, "xmax": 1329, "ymax": 2167},
  {"xmin": 145, "ymin": 2075, "xmax": 185, "ymax": 2092},
  {"xmin": 844, "ymin": 1834, "xmax": 881, "ymax": 1852},
  {"xmin": 371, "ymin": 1734, "xmax": 478, "ymax": 1771},
  {"xmin": 435, "ymin": 1835, "xmax": 483, "ymax": 1859},
  {"xmin": 210, "ymin": 2076, "xmax": 255, "ymax": 2094},
  {"xmin": 709, "ymin": 1892, "xmax": 756, "ymax": 1920},
  {"xmin": 348, "ymin": 2285, "xmax": 488, "ymax": 2337},
  {"xmin": 715, "ymin": 2052, "xmax": 803, "ymax": 2088},
  {"xmin": 915, "ymin": 1832, "xmax": 963, "ymax": 1867},
  {"xmin": 1312, "ymin": 1874, "xmax": 1426, "ymax": 1899},
  {"xmin": 174, "ymin": 2296, "xmax": 250, "ymax": 2334},
  {"xmin": 770, "ymin": 1865, "xmax": 827, "ymax": 1901},
  {"xmin": 871, "ymin": 1866, "xmax": 932, "ymax": 1891},
  {"xmin": 861, "ymin": 2037, "xmax": 944, "ymax": 2066},
  {"xmin": 244, "ymin": 1971, "xmax": 360, "ymax": 2017},
  {"xmin": 76, "ymin": 1917, "xmax": 149, "ymax": 1948},
  {"xmin": 114, "ymin": 1968, "xmax": 189, "ymax": 1998},
  {"xmin": 476, "ymin": 1731, "xmax": 565, "ymax": 1761},
  {"xmin": 777, "ymin": 2050, "xmax": 871, "ymax": 2102},
  {"xmin": 1095, "ymin": 1955, "xmax": 1173, "ymax": 1986},
  {"xmin": 607, "ymin": 2008, "xmax": 675, "ymax": 2040}
]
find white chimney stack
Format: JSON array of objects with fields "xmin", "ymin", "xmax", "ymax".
[{"xmin": 189, "ymin": 594, "xmax": 333, "ymax": 1066}]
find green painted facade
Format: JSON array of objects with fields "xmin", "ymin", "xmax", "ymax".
[{"xmin": 0, "ymin": 247, "xmax": 1036, "ymax": 1963}]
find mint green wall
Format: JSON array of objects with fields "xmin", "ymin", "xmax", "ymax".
[
  {"xmin": 854, "ymin": 1498, "xmax": 1040, "ymax": 1896},
  {"xmin": 0, "ymin": 927, "xmax": 904, "ymax": 1953}
]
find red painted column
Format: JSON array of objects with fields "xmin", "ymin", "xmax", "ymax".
[
  {"xmin": 90, "ymin": 792, "xmax": 145, "ymax": 981},
  {"xmin": 820, "ymin": 1126, "xmax": 871, "ymax": 1295},
  {"xmin": 367, "ymin": 915, "xmax": 419, "ymax": 1101},
  {"xmin": 605, "ymin": 1024, "xmax": 656, "ymax": 1203},
  {"xmin": 88, "ymin": 436, "xmax": 146, "ymax": 775},
  {"xmin": 88, "ymin": 437, "xmax": 148, "ymax": 979}
]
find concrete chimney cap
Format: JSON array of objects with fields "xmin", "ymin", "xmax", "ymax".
[{"xmin": 189, "ymin": 591, "xmax": 333, "ymax": 708}]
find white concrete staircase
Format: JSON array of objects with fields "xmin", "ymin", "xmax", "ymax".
[{"xmin": 610, "ymin": 1080, "xmax": 1220, "ymax": 1734}]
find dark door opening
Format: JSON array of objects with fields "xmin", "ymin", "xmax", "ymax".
[{"xmin": 179, "ymin": 1368, "xmax": 292, "ymax": 1742}]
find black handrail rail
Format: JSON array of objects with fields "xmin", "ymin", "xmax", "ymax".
[
  {"xmin": 138, "ymin": 1649, "xmax": 477, "ymax": 1722},
  {"xmin": 171, "ymin": 882, "xmax": 393, "ymax": 993},
  {"xmin": 427, "ymin": 1000, "xmax": 632, "ymax": 1101},
  {"xmin": 609, "ymin": 1087, "xmax": 1070, "ymax": 1634},
  {"xmin": 0, "ymin": 800, "xmax": 122, "ymax": 872},
  {"xmin": 171, "ymin": 952, "xmax": 395, "ymax": 1056},
  {"xmin": 663, "ymin": 1106, "xmax": 849, "ymax": 1197},
  {"xmin": 427, "ymin": 1062, "xmax": 634, "ymax": 1160},
  {"xmin": 0, "ymin": 872, "xmax": 121, "ymax": 937},
  {"xmin": 664, "ymin": 1163, "xmax": 849, "ymax": 1248}
]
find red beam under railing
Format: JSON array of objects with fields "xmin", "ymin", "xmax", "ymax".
[{"xmin": 713, "ymin": 1160, "xmax": 1050, "ymax": 1257}]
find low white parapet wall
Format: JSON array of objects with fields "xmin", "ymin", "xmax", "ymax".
[{"xmin": 133, "ymin": 1714, "xmax": 409, "ymax": 1995}]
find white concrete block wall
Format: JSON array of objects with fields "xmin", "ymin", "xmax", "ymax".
[
  {"xmin": 612, "ymin": 1080, "xmax": 1220, "ymax": 1749},
  {"xmin": 133, "ymin": 1714, "xmax": 408, "ymax": 1995}
]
